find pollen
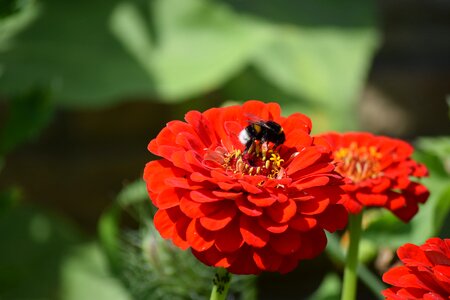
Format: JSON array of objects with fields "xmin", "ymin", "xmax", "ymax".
[
  {"xmin": 223, "ymin": 142, "xmax": 285, "ymax": 179},
  {"xmin": 334, "ymin": 142, "xmax": 382, "ymax": 183}
]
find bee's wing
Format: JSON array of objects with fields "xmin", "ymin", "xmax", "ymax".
[{"xmin": 244, "ymin": 113, "xmax": 272, "ymax": 129}]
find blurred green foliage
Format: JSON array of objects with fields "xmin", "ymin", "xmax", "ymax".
[
  {"xmin": 0, "ymin": 0, "xmax": 378, "ymax": 131},
  {"xmin": 0, "ymin": 87, "xmax": 53, "ymax": 156}
]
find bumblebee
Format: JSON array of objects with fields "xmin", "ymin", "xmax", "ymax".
[{"xmin": 239, "ymin": 120, "xmax": 286, "ymax": 152}]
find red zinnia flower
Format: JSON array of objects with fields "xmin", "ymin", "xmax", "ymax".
[
  {"xmin": 143, "ymin": 100, "xmax": 348, "ymax": 275},
  {"xmin": 318, "ymin": 132, "xmax": 429, "ymax": 222},
  {"xmin": 382, "ymin": 237, "xmax": 450, "ymax": 299}
]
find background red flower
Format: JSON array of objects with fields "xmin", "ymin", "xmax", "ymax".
[
  {"xmin": 143, "ymin": 100, "xmax": 348, "ymax": 274},
  {"xmin": 318, "ymin": 132, "xmax": 429, "ymax": 222},
  {"xmin": 382, "ymin": 237, "xmax": 450, "ymax": 299}
]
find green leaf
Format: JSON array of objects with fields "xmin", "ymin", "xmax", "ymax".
[
  {"xmin": 219, "ymin": 68, "xmax": 347, "ymax": 133},
  {"xmin": 434, "ymin": 185, "xmax": 450, "ymax": 235},
  {"xmin": 308, "ymin": 273, "xmax": 341, "ymax": 300},
  {"xmin": 60, "ymin": 243, "xmax": 132, "ymax": 300},
  {"xmin": 0, "ymin": 186, "xmax": 21, "ymax": 216},
  {"xmin": 416, "ymin": 137, "xmax": 450, "ymax": 175},
  {"xmin": 0, "ymin": 0, "xmax": 155, "ymax": 107},
  {"xmin": 1, "ymin": 0, "xmax": 273, "ymax": 106},
  {"xmin": 363, "ymin": 210, "xmax": 414, "ymax": 248},
  {"xmin": 98, "ymin": 179, "xmax": 149, "ymax": 274},
  {"xmin": 116, "ymin": 179, "xmax": 148, "ymax": 208},
  {"xmin": 0, "ymin": 0, "xmax": 38, "ymax": 49},
  {"xmin": 0, "ymin": 0, "xmax": 33, "ymax": 18},
  {"xmin": 111, "ymin": 0, "xmax": 272, "ymax": 101},
  {"xmin": 247, "ymin": 0, "xmax": 379, "ymax": 131},
  {"xmin": 98, "ymin": 204, "xmax": 122, "ymax": 272},
  {"xmin": 0, "ymin": 205, "xmax": 82, "ymax": 299},
  {"xmin": 0, "ymin": 87, "xmax": 53, "ymax": 155}
]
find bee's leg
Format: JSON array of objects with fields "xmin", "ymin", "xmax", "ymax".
[
  {"xmin": 244, "ymin": 140, "xmax": 253, "ymax": 153},
  {"xmin": 261, "ymin": 142, "xmax": 269, "ymax": 160},
  {"xmin": 248, "ymin": 141, "xmax": 256, "ymax": 154}
]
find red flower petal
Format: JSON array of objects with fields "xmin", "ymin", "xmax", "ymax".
[
  {"xmin": 172, "ymin": 216, "xmax": 190, "ymax": 250},
  {"xmin": 282, "ymin": 112, "xmax": 312, "ymax": 134},
  {"xmin": 316, "ymin": 204, "xmax": 348, "ymax": 232},
  {"xmin": 294, "ymin": 176, "xmax": 331, "ymax": 190},
  {"xmin": 155, "ymin": 188, "xmax": 182, "ymax": 209},
  {"xmin": 179, "ymin": 197, "xmax": 221, "ymax": 218},
  {"xmin": 253, "ymin": 247, "xmax": 283, "ymax": 272},
  {"xmin": 211, "ymin": 190, "xmax": 243, "ymax": 200},
  {"xmin": 190, "ymin": 190, "xmax": 221, "ymax": 203},
  {"xmin": 289, "ymin": 215, "xmax": 317, "ymax": 231},
  {"xmin": 270, "ymin": 229, "xmax": 302, "ymax": 255},
  {"xmin": 383, "ymin": 238, "xmax": 450, "ymax": 299},
  {"xmin": 153, "ymin": 208, "xmax": 177, "ymax": 239},
  {"xmin": 391, "ymin": 195, "xmax": 419, "ymax": 222},
  {"xmin": 235, "ymin": 196, "xmax": 263, "ymax": 216},
  {"xmin": 239, "ymin": 180, "xmax": 263, "ymax": 194},
  {"xmin": 298, "ymin": 198, "xmax": 330, "ymax": 215},
  {"xmin": 247, "ymin": 193, "xmax": 277, "ymax": 207},
  {"xmin": 283, "ymin": 130, "xmax": 312, "ymax": 149},
  {"xmin": 239, "ymin": 215, "xmax": 270, "ymax": 248},
  {"xmin": 258, "ymin": 215, "xmax": 289, "ymax": 233},
  {"xmin": 266, "ymin": 199, "xmax": 297, "ymax": 223},
  {"xmin": 319, "ymin": 131, "xmax": 429, "ymax": 222},
  {"xmin": 287, "ymin": 148, "xmax": 322, "ymax": 175},
  {"xmin": 356, "ymin": 192, "xmax": 388, "ymax": 207},
  {"xmin": 186, "ymin": 219, "xmax": 215, "ymax": 252},
  {"xmin": 214, "ymin": 219, "xmax": 244, "ymax": 253},
  {"xmin": 227, "ymin": 246, "xmax": 261, "ymax": 275},
  {"xmin": 277, "ymin": 256, "xmax": 300, "ymax": 274},
  {"xmin": 191, "ymin": 247, "xmax": 236, "ymax": 269},
  {"xmin": 199, "ymin": 202, "xmax": 236, "ymax": 231},
  {"xmin": 295, "ymin": 228, "xmax": 327, "ymax": 260}
]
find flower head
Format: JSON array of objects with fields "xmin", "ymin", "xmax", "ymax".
[
  {"xmin": 382, "ymin": 238, "xmax": 450, "ymax": 299},
  {"xmin": 318, "ymin": 132, "xmax": 429, "ymax": 222},
  {"xmin": 144, "ymin": 101, "xmax": 348, "ymax": 275}
]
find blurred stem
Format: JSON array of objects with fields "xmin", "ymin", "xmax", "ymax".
[
  {"xmin": 210, "ymin": 268, "xmax": 232, "ymax": 300},
  {"xmin": 341, "ymin": 212, "xmax": 363, "ymax": 300}
]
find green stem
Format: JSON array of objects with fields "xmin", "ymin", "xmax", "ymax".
[
  {"xmin": 341, "ymin": 212, "xmax": 363, "ymax": 300},
  {"xmin": 210, "ymin": 268, "xmax": 232, "ymax": 300}
]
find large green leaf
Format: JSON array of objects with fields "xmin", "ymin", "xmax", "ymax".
[
  {"xmin": 111, "ymin": 0, "xmax": 272, "ymax": 101},
  {"xmin": 0, "ymin": 0, "xmax": 38, "ymax": 48},
  {"xmin": 228, "ymin": 0, "xmax": 378, "ymax": 131},
  {"xmin": 60, "ymin": 243, "xmax": 132, "ymax": 300},
  {"xmin": 0, "ymin": 0, "xmax": 155, "ymax": 107},
  {"xmin": 219, "ymin": 0, "xmax": 379, "ymax": 131},
  {"xmin": 220, "ymin": 68, "xmax": 349, "ymax": 133},
  {"xmin": 1, "ymin": 0, "xmax": 378, "ymax": 111},
  {"xmin": 1, "ymin": 0, "xmax": 272, "ymax": 106}
]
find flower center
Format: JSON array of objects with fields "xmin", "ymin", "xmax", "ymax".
[
  {"xmin": 334, "ymin": 142, "xmax": 382, "ymax": 183},
  {"xmin": 223, "ymin": 142, "xmax": 285, "ymax": 179}
]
